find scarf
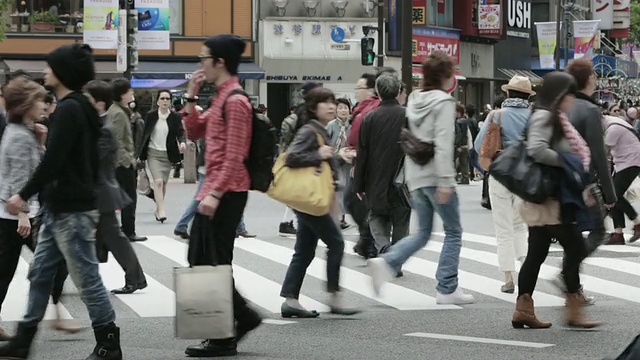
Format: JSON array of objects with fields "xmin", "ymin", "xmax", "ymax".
[
  {"xmin": 501, "ymin": 98, "xmax": 529, "ymax": 109},
  {"xmin": 558, "ymin": 112, "xmax": 590, "ymax": 171}
]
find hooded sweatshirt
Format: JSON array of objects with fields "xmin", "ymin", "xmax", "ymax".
[{"xmin": 404, "ymin": 89, "xmax": 456, "ymax": 191}]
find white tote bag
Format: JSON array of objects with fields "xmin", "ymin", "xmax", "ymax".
[{"xmin": 174, "ymin": 265, "xmax": 234, "ymax": 340}]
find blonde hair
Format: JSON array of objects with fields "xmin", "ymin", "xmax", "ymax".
[{"xmin": 3, "ymin": 77, "xmax": 47, "ymax": 122}]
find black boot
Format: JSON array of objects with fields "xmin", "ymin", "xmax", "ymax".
[
  {"xmin": 185, "ymin": 339, "xmax": 237, "ymax": 357},
  {"xmin": 0, "ymin": 324, "xmax": 37, "ymax": 359},
  {"xmin": 85, "ymin": 323, "xmax": 122, "ymax": 360}
]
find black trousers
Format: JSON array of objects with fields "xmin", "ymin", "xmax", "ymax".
[
  {"xmin": 519, "ymin": 224, "xmax": 586, "ymax": 296},
  {"xmin": 188, "ymin": 192, "xmax": 256, "ymax": 336},
  {"xmin": 343, "ymin": 175, "xmax": 373, "ymax": 243},
  {"xmin": 0, "ymin": 217, "xmax": 67, "ymax": 313},
  {"xmin": 611, "ymin": 166, "xmax": 640, "ymax": 229},
  {"xmin": 97, "ymin": 212, "xmax": 146, "ymax": 286},
  {"xmin": 116, "ymin": 165, "xmax": 137, "ymax": 237}
]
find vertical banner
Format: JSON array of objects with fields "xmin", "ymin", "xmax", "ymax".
[
  {"xmin": 573, "ymin": 20, "xmax": 600, "ymax": 59},
  {"xmin": 478, "ymin": 3, "xmax": 501, "ymax": 35},
  {"xmin": 535, "ymin": 22, "xmax": 558, "ymax": 69},
  {"xmin": 592, "ymin": 0, "xmax": 614, "ymax": 30},
  {"xmin": 82, "ymin": 0, "xmax": 119, "ymax": 49},
  {"xmin": 116, "ymin": 9, "xmax": 127, "ymax": 73},
  {"xmin": 135, "ymin": 0, "xmax": 170, "ymax": 50},
  {"xmin": 610, "ymin": 0, "xmax": 630, "ymax": 38}
]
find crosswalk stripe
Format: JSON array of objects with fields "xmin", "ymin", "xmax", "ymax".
[
  {"xmin": 1, "ymin": 257, "xmax": 72, "ymax": 322},
  {"xmin": 99, "ymin": 258, "xmax": 175, "ymax": 318},
  {"xmin": 437, "ymin": 232, "xmax": 640, "ymax": 303},
  {"xmin": 236, "ymin": 239, "xmax": 460, "ymax": 311},
  {"xmin": 140, "ymin": 236, "xmax": 330, "ymax": 314},
  {"xmin": 581, "ymin": 257, "xmax": 640, "ymax": 277},
  {"xmin": 343, "ymin": 240, "xmax": 564, "ymax": 307}
]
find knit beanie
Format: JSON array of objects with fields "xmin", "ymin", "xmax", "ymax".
[
  {"xmin": 301, "ymin": 82, "xmax": 320, "ymax": 99},
  {"xmin": 204, "ymin": 34, "xmax": 246, "ymax": 75},
  {"xmin": 46, "ymin": 44, "xmax": 95, "ymax": 91}
]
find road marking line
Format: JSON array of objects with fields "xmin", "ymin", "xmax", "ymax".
[
  {"xmin": 237, "ymin": 239, "xmax": 460, "ymax": 311},
  {"xmin": 343, "ymin": 240, "xmax": 564, "ymax": 307},
  {"xmin": 404, "ymin": 332, "xmax": 555, "ymax": 348},
  {"xmin": 99, "ymin": 258, "xmax": 176, "ymax": 318},
  {"xmin": 141, "ymin": 236, "xmax": 330, "ymax": 314},
  {"xmin": 1, "ymin": 256, "xmax": 73, "ymax": 321},
  {"xmin": 263, "ymin": 319, "xmax": 297, "ymax": 325}
]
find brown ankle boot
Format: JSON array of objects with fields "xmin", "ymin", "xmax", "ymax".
[
  {"xmin": 565, "ymin": 293, "xmax": 601, "ymax": 328},
  {"xmin": 606, "ymin": 233, "xmax": 626, "ymax": 245},
  {"xmin": 511, "ymin": 294, "xmax": 552, "ymax": 329}
]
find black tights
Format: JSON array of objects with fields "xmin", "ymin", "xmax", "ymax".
[{"xmin": 518, "ymin": 224, "xmax": 587, "ymax": 296}]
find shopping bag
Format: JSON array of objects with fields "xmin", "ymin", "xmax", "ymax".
[
  {"xmin": 267, "ymin": 131, "xmax": 335, "ymax": 216},
  {"xmin": 174, "ymin": 265, "xmax": 234, "ymax": 340},
  {"xmin": 137, "ymin": 168, "xmax": 151, "ymax": 196}
]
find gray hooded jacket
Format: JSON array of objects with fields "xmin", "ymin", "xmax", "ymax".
[{"xmin": 404, "ymin": 89, "xmax": 457, "ymax": 191}]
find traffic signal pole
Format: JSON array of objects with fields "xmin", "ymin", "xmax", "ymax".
[
  {"xmin": 124, "ymin": 0, "xmax": 138, "ymax": 80},
  {"xmin": 377, "ymin": 0, "xmax": 384, "ymax": 67},
  {"xmin": 401, "ymin": 0, "xmax": 413, "ymax": 93}
]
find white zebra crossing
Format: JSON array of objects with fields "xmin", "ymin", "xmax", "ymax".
[{"xmin": 1, "ymin": 232, "xmax": 639, "ymax": 322}]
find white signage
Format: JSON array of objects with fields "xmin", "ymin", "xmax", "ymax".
[
  {"xmin": 507, "ymin": 0, "xmax": 531, "ymax": 38},
  {"xmin": 116, "ymin": 9, "xmax": 127, "ymax": 72},
  {"xmin": 82, "ymin": 0, "xmax": 119, "ymax": 49},
  {"xmin": 135, "ymin": 0, "xmax": 170, "ymax": 50},
  {"xmin": 592, "ymin": 0, "xmax": 614, "ymax": 30}
]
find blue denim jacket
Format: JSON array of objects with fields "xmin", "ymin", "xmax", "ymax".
[{"xmin": 474, "ymin": 103, "xmax": 530, "ymax": 153}]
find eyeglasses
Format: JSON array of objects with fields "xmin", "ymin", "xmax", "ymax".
[
  {"xmin": 198, "ymin": 55, "xmax": 214, "ymax": 63},
  {"xmin": 159, "ymin": 97, "xmax": 171, "ymax": 101}
]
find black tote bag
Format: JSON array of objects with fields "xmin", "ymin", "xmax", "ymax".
[{"xmin": 489, "ymin": 136, "xmax": 560, "ymax": 204}]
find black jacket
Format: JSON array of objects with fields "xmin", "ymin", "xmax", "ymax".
[
  {"xmin": 354, "ymin": 99, "xmax": 407, "ymax": 214},
  {"xmin": 568, "ymin": 93, "xmax": 616, "ymax": 205},
  {"xmin": 19, "ymin": 92, "xmax": 101, "ymax": 213},
  {"xmin": 139, "ymin": 110, "xmax": 184, "ymax": 164}
]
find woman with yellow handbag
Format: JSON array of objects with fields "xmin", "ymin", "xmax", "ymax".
[{"xmin": 269, "ymin": 88, "xmax": 360, "ymax": 318}]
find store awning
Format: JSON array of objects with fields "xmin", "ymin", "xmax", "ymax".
[
  {"xmin": 2, "ymin": 60, "xmax": 265, "ymax": 81},
  {"xmin": 497, "ymin": 68, "xmax": 543, "ymax": 84},
  {"xmin": 133, "ymin": 62, "xmax": 266, "ymax": 80}
]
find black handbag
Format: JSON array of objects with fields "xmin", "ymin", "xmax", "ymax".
[
  {"xmin": 399, "ymin": 118, "xmax": 435, "ymax": 166},
  {"xmin": 488, "ymin": 130, "xmax": 560, "ymax": 204}
]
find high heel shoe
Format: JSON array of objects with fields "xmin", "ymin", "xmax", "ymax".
[{"xmin": 155, "ymin": 213, "xmax": 167, "ymax": 223}]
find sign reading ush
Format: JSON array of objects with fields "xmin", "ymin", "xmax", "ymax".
[{"xmin": 82, "ymin": 0, "xmax": 120, "ymax": 49}]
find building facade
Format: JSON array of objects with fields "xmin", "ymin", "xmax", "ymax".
[{"xmin": 0, "ymin": 0, "xmax": 264, "ymax": 97}]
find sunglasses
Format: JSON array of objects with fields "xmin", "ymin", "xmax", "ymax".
[{"xmin": 159, "ymin": 97, "xmax": 171, "ymax": 101}]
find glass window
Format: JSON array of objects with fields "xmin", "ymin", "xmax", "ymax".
[
  {"xmin": 427, "ymin": 0, "xmax": 453, "ymax": 28},
  {"xmin": 8, "ymin": 0, "xmax": 83, "ymax": 34}
]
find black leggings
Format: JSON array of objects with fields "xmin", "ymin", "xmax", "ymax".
[
  {"xmin": 518, "ymin": 224, "xmax": 587, "ymax": 296},
  {"xmin": 611, "ymin": 166, "xmax": 640, "ymax": 229}
]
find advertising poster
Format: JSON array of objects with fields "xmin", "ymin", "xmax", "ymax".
[
  {"xmin": 535, "ymin": 22, "xmax": 558, "ymax": 69},
  {"xmin": 592, "ymin": 0, "xmax": 614, "ymax": 30},
  {"xmin": 82, "ymin": 0, "xmax": 119, "ymax": 49},
  {"xmin": 135, "ymin": 0, "xmax": 170, "ymax": 50},
  {"xmin": 573, "ymin": 20, "xmax": 600, "ymax": 59},
  {"xmin": 478, "ymin": 4, "xmax": 501, "ymax": 35}
]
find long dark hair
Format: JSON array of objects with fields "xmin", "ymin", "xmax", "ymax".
[{"xmin": 533, "ymin": 71, "xmax": 577, "ymax": 138}]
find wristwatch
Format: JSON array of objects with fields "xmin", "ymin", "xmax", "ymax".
[{"xmin": 184, "ymin": 95, "xmax": 199, "ymax": 103}]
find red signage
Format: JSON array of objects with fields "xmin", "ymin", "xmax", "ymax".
[{"xmin": 412, "ymin": 34, "xmax": 460, "ymax": 65}]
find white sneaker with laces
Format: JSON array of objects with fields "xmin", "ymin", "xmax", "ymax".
[{"xmin": 436, "ymin": 288, "xmax": 475, "ymax": 305}]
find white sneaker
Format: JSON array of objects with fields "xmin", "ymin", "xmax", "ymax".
[
  {"xmin": 436, "ymin": 288, "xmax": 475, "ymax": 305},
  {"xmin": 367, "ymin": 258, "xmax": 395, "ymax": 296}
]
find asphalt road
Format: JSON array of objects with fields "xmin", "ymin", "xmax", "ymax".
[{"xmin": 2, "ymin": 177, "xmax": 640, "ymax": 360}]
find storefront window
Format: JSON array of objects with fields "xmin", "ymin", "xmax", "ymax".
[
  {"xmin": 7, "ymin": 0, "xmax": 83, "ymax": 34},
  {"xmin": 427, "ymin": 0, "xmax": 453, "ymax": 28}
]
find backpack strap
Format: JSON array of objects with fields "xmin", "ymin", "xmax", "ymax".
[
  {"xmin": 607, "ymin": 122, "xmax": 640, "ymax": 142},
  {"xmin": 221, "ymin": 88, "xmax": 252, "ymax": 123}
]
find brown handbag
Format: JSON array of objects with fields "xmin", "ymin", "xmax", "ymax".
[{"xmin": 479, "ymin": 110, "xmax": 503, "ymax": 171}]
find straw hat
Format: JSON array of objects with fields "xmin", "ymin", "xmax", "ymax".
[{"xmin": 501, "ymin": 75, "xmax": 536, "ymax": 95}]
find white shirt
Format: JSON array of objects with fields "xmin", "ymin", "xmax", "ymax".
[{"xmin": 149, "ymin": 110, "xmax": 169, "ymax": 151}]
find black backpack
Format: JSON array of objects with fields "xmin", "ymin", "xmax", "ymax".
[{"xmin": 222, "ymin": 89, "xmax": 277, "ymax": 192}]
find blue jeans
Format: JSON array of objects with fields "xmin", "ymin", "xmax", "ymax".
[
  {"xmin": 23, "ymin": 210, "xmax": 115, "ymax": 328},
  {"xmin": 175, "ymin": 175, "xmax": 246, "ymax": 234},
  {"xmin": 175, "ymin": 175, "xmax": 204, "ymax": 233},
  {"xmin": 381, "ymin": 186, "xmax": 462, "ymax": 295}
]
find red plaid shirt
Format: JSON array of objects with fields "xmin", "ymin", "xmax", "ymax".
[{"xmin": 183, "ymin": 77, "xmax": 252, "ymax": 200}]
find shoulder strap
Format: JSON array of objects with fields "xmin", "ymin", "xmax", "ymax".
[
  {"xmin": 221, "ymin": 88, "xmax": 252, "ymax": 122},
  {"xmin": 495, "ymin": 110, "xmax": 502, "ymax": 126},
  {"xmin": 607, "ymin": 122, "xmax": 640, "ymax": 142}
]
